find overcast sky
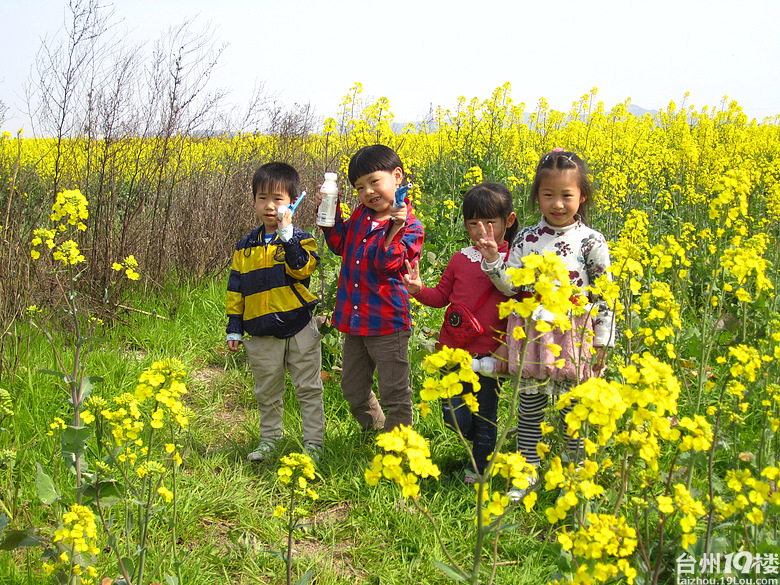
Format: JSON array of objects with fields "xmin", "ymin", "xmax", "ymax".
[{"xmin": 2, "ymin": 0, "xmax": 779, "ymax": 135}]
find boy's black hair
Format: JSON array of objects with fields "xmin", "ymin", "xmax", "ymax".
[
  {"xmin": 530, "ymin": 150, "xmax": 593, "ymax": 224},
  {"xmin": 347, "ymin": 144, "xmax": 404, "ymax": 186},
  {"xmin": 463, "ymin": 183, "xmax": 518, "ymax": 245},
  {"xmin": 251, "ymin": 162, "xmax": 300, "ymax": 202}
]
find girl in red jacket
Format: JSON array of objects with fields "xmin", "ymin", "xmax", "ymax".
[{"xmin": 404, "ymin": 183, "xmax": 516, "ymax": 483}]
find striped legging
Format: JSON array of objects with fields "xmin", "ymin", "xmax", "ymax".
[{"xmin": 516, "ymin": 389, "xmax": 583, "ymax": 467}]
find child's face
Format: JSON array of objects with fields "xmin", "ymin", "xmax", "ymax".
[
  {"xmin": 353, "ymin": 167, "xmax": 403, "ymax": 220},
  {"xmin": 537, "ymin": 169, "xmax": 585, "ymax": 227},
  {"xmin": 254, "ymin": 183, "xmax": 292, "ymax": 231},
  {"xmin": 465, "ymin": 214, "xmax": 515, "ymax": 246}
]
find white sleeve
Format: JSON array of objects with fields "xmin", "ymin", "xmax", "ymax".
[
  {"xmin": 479, "ymin": 241, "xmax": 525, "ymax": 297},
  {"xmin": 585, "ymin": 235, "xmax": 615, "ymax": 347}
]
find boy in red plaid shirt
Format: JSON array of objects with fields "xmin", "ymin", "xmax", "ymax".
[{"xmin": 318, "ymin": 145, "xmax": 424, "ymax": 434}]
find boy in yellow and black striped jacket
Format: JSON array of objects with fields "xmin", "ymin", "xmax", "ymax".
[{"xmin": 226, "ymin": 162, "xmax": 325, "ymax": 463}]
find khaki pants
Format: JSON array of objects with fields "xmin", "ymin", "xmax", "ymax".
[
  {"xmin": 341, "ymin": 330, "xmax": 412, "ymax": 432},
  {"xmin": 242, "ymin": 316, "xmax": 325, "ymax": 445}
]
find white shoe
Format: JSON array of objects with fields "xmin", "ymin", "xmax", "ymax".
[
  {"xmin": 247, "ymin": 440, "xmax": 276, "ymax": 462},
  {"xmin": 508, "ymin": 475, "xmax": 538, "ymax": 502},
  {"xmin": 304, "ymin": 442, "xmax": 323, "ymax": 462}
]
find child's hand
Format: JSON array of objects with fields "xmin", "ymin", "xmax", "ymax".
[
  {"xmin": 227, "ymin": 339, "xmax": 241, "ymax": 352},
  {"xmin": 475, "ymin": 221, "xmax": 499, "ymax": 263},
  {"xmin": 315, "ymin": 186, "xmax": 323, "ymax": 207},
  {"xmin": 492, "ymin": 343, "xmax": 509, "ymax": 375},
  {"xmin": 402, "ymin": 259, "xmax": 423, "ymax": 294},
  {"xmin": 390, "ymin": 202, "xmax": 408, "ymax": 225},
  {"xmin": 277, "ymin": 206, "xmax": 293, "ymax": 229}
]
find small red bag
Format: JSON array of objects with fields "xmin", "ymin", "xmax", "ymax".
[{"xmin": 442, "ymin": 304, "xmax": 484, "ymax": 348}]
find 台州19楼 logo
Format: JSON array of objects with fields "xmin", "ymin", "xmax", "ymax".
[{"xmin": 677, "ymin": 551, "xmax": 779, "ymax": 584}]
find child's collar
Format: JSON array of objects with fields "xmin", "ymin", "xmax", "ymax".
[
  {"xmin": 461, "ymin": 241, "xmax": 508, "ymax": 263},
  {"xmin": 253, "ymin": 225, "xmax": 278, "ymax": 244},
  {"xmin": 541, "ymin": 215, "xmax": 581, "ymax": 231}
]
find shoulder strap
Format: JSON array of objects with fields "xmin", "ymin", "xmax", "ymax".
[{"xmin": 473, "ymin": 286, "xmax": 494, "ymax": 311}]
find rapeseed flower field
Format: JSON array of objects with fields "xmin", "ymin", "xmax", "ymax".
[{"xmin": 0, "ymin": 83, "xmax": 778, "ymax": 584}]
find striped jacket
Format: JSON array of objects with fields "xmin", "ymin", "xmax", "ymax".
[{"xmin": 226, "ymin": 225, "xmax": 319, "ymax": 339}]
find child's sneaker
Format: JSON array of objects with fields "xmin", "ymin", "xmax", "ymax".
[
  {"xmin": 304, "ymin": 442, "xmax": 323, "ymax": 462},
  {"xmin": 247, "ymin": 440, "xmax": 276, "ymax": 462},
  {"xmin": 508, "ymin": 475, "xmax": 538, "ymax": 503}
]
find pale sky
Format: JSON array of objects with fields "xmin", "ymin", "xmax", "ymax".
[{"xmin": 2, "ymin": 0, "xmax": 779, "ymax": 135}]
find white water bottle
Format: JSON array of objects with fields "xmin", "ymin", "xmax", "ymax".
[
  {"xmin": 317, "ymin": 172, "xmax": 339, "ymax": 227},
  {"xmin": 471, "ymin": 356, "xmax": 498, "ymax": 375}
]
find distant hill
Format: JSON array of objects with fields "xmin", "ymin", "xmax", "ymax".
[{"xmin": 627, "ymin": 104, "xmax": 658, "ymax": 117}]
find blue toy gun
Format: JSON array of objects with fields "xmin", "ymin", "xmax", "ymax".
[
  {"xmin": 394, "ymin": 183, "xmax": 412, "ymax": 208},
  {"xmin": 277, "ymin": 191, "xmax": 307, "ymax": 220},
  {"xmin": 289, "ymin": 190, "xmax": 307, "ymax": 215}
]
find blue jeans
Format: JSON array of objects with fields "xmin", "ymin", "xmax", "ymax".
[{"xmin": 441, "ymin": 373, "xmax": 500, "ymax": 475}]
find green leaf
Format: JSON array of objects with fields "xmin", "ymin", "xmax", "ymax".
[
  {"xmin": 61, "ymin": 425, "xmax": 93, "ymax": 476},
  {"xmin": 433, "ymin": 560, "xmax": 468, "ymax": 582},
  {"xmin": 35, "ymin": 463, "xmax": 60, "ymax": 505},
  {"xmin": 69, "ymin": 376, "xmax": 102, "ymax": 409},
  {"xmin": 556, "ymin": 545, "xmax": 575, "ymax": 573},
  {"xmin": 62, "ymin": 448, "xmax": 89, "ymax": 477},
  {"xmin": 61, "ymin": 425, "xmax": 93, "ymax": 451},
  {"xmin": 294, "ymin": 569, "xmax": 313, "ymax": 585},
  {"xmin": 164, "ymin": 576, "xmax": 179, "ymax": 585},
  {"xmin": 0, "ymin": 514, "xmax": 9, "ymax": 533},
  {"xmin": 120, "ymin": 556, "xmax": 135, "ymax": 581},
  {"xmin": 80, "ymin": 480, "xmax": 123, "ymax": 508},
  {"xmin": 486, "ymin": 521, "xmax": 524, "ymax": 534},
  {"xmin": 0, "ymin": 529, "xmax": 44, "ymax": 550},
  {"xmin": 39, "ymin": 369, "xmax": 70, "ymax": 384}
]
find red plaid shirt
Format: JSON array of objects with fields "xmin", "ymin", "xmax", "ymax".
[{"xmin": 322, "ymin": 201, "xmax": 424, "ymax": 336}]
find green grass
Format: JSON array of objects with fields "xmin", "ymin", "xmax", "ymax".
[{"xmin": 0, "ymin": 277, "xmax": 560, "ymax": 585}]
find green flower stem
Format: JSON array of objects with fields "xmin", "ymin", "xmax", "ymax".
[
  {"xmin": 285, "ymin": 484, "xmax": 297, "ymax": 585},
  {"xmin": 470, "ymin": 480, "xmax": 487, "ymax": 583},
  {"xmin": 702, "ymin": 382, "xmax": 727, "ymax": 554},
  {"xmin": 649, "ymin": 515, "xmax": 673, "ymax": 585},
  {"xmin": 487, "ymin": 527, "xmax": 502, "ymax": 585},
  {"xmin": 695, "ymin": 276, "xmax": 725, "ymax": 412},
  {"xmin": 93, "ymin": 470, "xmax": 133, "ymax": 585},
  {"xmin": 645, "ymin": 445, "xmax": 683, "ymax": 584},
  {"xmin": 170, "ymin": 431, "xmax": 181, "ymax": 584},
  {"xmin": 104, "ymin": 447, "xmax": 143, "ymax": 502},
  {"xmin": 611, "ymin": 446, "xmax": 631, "ymax": 516},
  {"xmin": 633, "ymin": 514, "xmax": 652, "ymax": 579},
  {"xmin": 443, "ymin": 394, "xmax": 478, "ymax": 476},
  {"xmin": 136, "ymin": 472, "xmax": 166, "ymax": 585}
]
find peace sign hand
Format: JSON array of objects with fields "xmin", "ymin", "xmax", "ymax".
[
  {"xmin": 474, "ymin": 221, "xmax": 500, "ymax": 263},
  {"xmin": 403, "ymin": 259, "xmax": 423, "ymax": 294}
]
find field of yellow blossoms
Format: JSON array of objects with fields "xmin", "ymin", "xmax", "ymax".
[{"xmin": 0, "ymin": 83, "xmax": 779, "ymax": 584}]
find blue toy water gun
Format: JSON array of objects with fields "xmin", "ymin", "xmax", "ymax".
[
  {"xmin": 277, "ymin": 191, "xmax": 307, "ymax": 220},
  {"xmin": 394, "ymin": 183, "xmax": 412, "ymax": 208}
]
